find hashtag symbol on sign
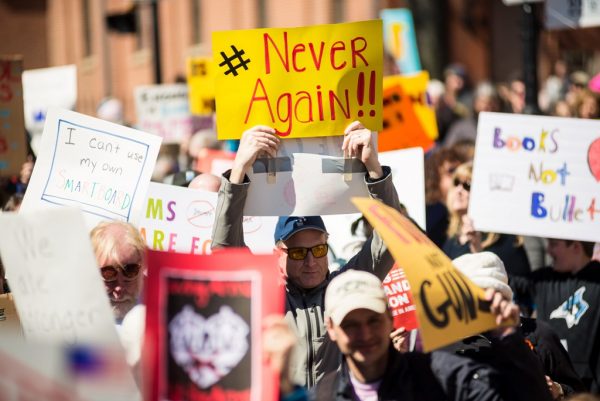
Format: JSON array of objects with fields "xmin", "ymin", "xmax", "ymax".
[{"xmin": 218, "ymin": 45, "xmax": 251, "ymax": 76}]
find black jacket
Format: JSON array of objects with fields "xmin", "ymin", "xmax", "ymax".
[
  {"xmin": 511, "ymin": 261, "xmax": 600, "ymax": 393},
  {"xmin": 520, "ymin": 317, "xmax": 585, "ymax": 397},
  {"xmin": 312, "ymin": 333, "xmax": 552, "ymax": 401}
]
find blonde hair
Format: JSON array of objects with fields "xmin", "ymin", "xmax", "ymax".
[
  {"xmin": 90, "ymin": 221, "xmax": 146, "ymax": 266},
  {"xmin": 446, "ymin": 162, "xmax": 522, "ymax": 248}
]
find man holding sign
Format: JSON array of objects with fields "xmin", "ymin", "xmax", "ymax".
[
  {"xmin": 212, "ymin": 121, "xmax": 401, "ymax": 387},
  {"xmin": 314, "ymin": 269, "xmax": 551, "ymax": 401}
]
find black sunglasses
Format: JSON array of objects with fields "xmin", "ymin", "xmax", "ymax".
[
  {"xmin": 283, "ymin": 244, "xmax": 329, "ymax": 261},
  {"xmin": 100, "ymin": 263, "xmax": 142, "ymax": 282},
  {"xmin": 453, "ymin": 178, "xmax": 471, "ymax": 191}
]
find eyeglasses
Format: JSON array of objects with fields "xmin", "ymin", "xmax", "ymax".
[
  {"xmin": 100, "ymin": 263, "xmax": 142, "ymax": 282},
  {"xmin": 283, "ymin": 244, "xmax": 328, "ymax": 261},
  {"xmin": 453, "ymin": 178, "xmax": 471, "ymax": 192}
]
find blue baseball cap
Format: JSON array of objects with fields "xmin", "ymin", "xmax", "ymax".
[{"xmin": 274, "ymin": 216, "xmax": 328, "ymax": 242}]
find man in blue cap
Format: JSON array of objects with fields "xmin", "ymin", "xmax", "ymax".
[{"xmin": 211, "ymin": 122, "xmax": 402, "ymax": 388}]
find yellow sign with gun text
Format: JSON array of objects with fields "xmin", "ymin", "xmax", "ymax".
[
  {"xmin": 187, "ymin": 56, "xmax": 216, "ymax": 115},
  {"xmin": 212, "ymin": 20, "xmax": 383, "ymax": 139},
  {"xmin": 353, "ymin": 197, "xmax": 501, "ymax": 352}
]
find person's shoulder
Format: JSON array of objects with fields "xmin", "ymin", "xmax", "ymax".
[
  {"xmin": 578, "ymin": 260, "xmax": 600, "ymax": 279},
  {"xmin": 311, "ymin": 369, "xmax": 343, "ymax": 401}
]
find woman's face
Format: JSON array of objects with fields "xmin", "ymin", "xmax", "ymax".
[
  {"xmin": 438, "ymin": 161, "xmax": 460, "ymax": 201},
  {"xmin": 448, "ymin": 175, "xmax": 471, "ymax": 215}
]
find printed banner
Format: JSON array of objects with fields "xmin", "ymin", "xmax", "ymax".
[
  {"xmin": 546, "ymin": 0, "xmax": 600, "ymax": 30},
  {"xmin": 380, "ymin": 9, "xmax": 421, "ymax": 74},
  {"xmin": 213, "ymin": 20, "xmax": 383, "ymax": 139},
  {"xmin": 324, "ymin": 146, "xmax": 425, "ymax": 262},
  {"xmin": 379, "ymin": 72, "xmax": 437, "ymax": 152},
  {"xmin": 140, "ymin": 182, "xmax": 277, "ymax": 254},
  {"xmin": 383, "ymin": 265, "xmax": 418, "ymax": 330},
  {"xmin": 20, "ymin": 107, "xmax": 161, "ymax": 227},
  {"xmin": 187, "ymin": 56, "xmax": 216, "ymax": 115},
  {"xmin": 135, "ymin": 83, "xmax": 196, "ymax": 144},
  {"xmin": 470, "ymin": 112, "xmax": 600, "ymax": 242},
  {"xmin": 0, "ymin": 56, "xmax": 27, "ymax": 176},
  {"xmin": 353, "ymin": 197, "xmax": 501, "ymax": 352},
  {"xmin": 22, "ymin": 64, "xmax": 77, "ymax": 154},
  {"xmin": 144, "ymin": 250, "xmax": 284, "ymax": 401}
]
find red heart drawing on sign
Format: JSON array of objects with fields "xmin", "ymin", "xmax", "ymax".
[
  {"xmin": 169, "ymin": 305, "xmax": 249, "ymax": 389},
  {"xmin": 589, "ymin": 137, "xmax": 600, "ymax": 182}
]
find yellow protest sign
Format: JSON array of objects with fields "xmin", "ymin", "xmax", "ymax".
[
  {"xmin": 379, "ymin": 72, "xmax": 438, "ymax": 152},
  {"xmin": 212, "ymin": 20, "xmax": 383, "ymax": 139},
  {"xmin": 352, "ymin": 197, "xmax": 500, "ymax": 352},
  {"xmin": 187, "ymin": 56, "xmax": 216, "ymax": 115}
]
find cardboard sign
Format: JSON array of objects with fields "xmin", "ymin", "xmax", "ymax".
[
  {"xmin": 380, "ymin": 9, "xmax": 421, "ymax": 74},
  {"xmin": 22, "ymin": 64, "xmax": 77, "ymax": 154},
  {"xmin": 0, "ymin": 293, "xmax": 23, "ymax": 336},
  {"xmin": 383, "ymin": 265, "xmax": 418, "ymax": 330},
  {"xmin": 187, "ymin": 56, "xmax": 216, "ymax": 115},
  {"xmin": 353, "ymin": 197, "xmax": 501, "ymax": 352},
  {"xmin": 379, "ymin": 72, "xmax": 437, "ymax": 152},
  {"xmin": 546, "ymin": 0, "xmax": 600, "ymax": 30},
  {"xmin": 213, "ymin": 20, "xmax": 383, "ymax": 139},
  {"xmin": 144, "ymin": 250, "xmax": 284, "ymax": 401},
  {"xmin": 140, "ymin": 182, "xmax": 277, "ymax": 254},
  {"xmin": 135, "ymin": 83, "xmax": 195, "ymax": 144},
  {"xmin": 0, "ymin": 335, "xmax": 141, "ymax": 401},
  {"xmin": 0, "ymin": 209, "xmax": 141, "ymax": 400},
  {"xmin": 470, "ymin": 112, "xmax": 600, "ymax": 242},
  {"xmin": 21, "ymin": 107, "xmax": 161, "ymax": 227},
  {"xmin": 195, "ymin": 148, "xmax": 236, "ymax": 175},
  {"xmin": 324, "ymin": 146, "xmax": 425, "ymax": 262},
  {"xmin": 0, "ymin": 56, "xmax": 27, "ymax": 176}
]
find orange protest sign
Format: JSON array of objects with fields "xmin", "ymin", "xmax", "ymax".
[
  {"xmin": 378, "ymin": 72, "xmax": 437, "ymax": 152},
  {"xmin": 352, "ymin": 197, "xmax": 502, "ymax": 352}
]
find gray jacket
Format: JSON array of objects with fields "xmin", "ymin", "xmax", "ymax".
[{"xmin": 211, "ymin": 166, "xmax": 402, "ymax": 387}]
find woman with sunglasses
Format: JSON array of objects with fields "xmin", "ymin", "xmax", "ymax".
[{"xmin": 443, "ymin": 162, "xmax": 532, "ymax": 294}]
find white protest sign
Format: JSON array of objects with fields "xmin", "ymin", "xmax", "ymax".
[
  {"xmin": 140, "ymin": 182, "xmax": 277, "ymax": 254},
  {"xmin": 546, "ymin": 0, "xmax": 600, "ymax": 30},
  {"xmin": 0, "ymin": 334, "xmax": 141, "ymax": 401},
  {"xmin": 0, "ymin": 209, "xmax": 141, "ymax": 400},
  {"xmin": 324, "ymin": 147, "xmax": 425, "ymax": 262},
  {"xmin": 244, "ymin": 135, "xmax": 374, "ymax": 216},
  {"xmin": 22, "ymin": 65, "xmax": 77, "ymax": 153},
  {"xmin": 21, "ymin": 107, "xmax": 161, "ymax": 227},
  {"xmin": 134, "ymin": 83, "xmax": 195, "ymax": 144},
  {"xmin": 470, "ymin": 112, "xmax": 600, "ymax": 242}
]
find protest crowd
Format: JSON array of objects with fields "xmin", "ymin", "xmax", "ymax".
[{"xmin": 1, "ymin": 7, "xmax": 600, "ymax": 401}]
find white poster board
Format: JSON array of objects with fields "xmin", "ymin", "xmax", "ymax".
[
  {"xmin": 134, "ymin": 84, "xmax": 195, "ymax": 144},
  {"xmin": 0, "ymin": 209, "xmax": 140, "ymax": 400},
  {"xmin": 470, "ymin": 112, "xmax": 600, "ymax": 242},
  {"xmin": 22, "ymin": 65, "xmax": 77, "ymax": 154},
  {"xmin": 244, "ymin": 135, "xmax": 375, "ymax": 216},
  {"xmin": 140, "ymin": 182, "xmax": 277, "ymax": 254},
  {"xmin": 546, "ymin": 0, "xmax": 600, "ymax": 30},
  {"xmin": 324, "ymin": 147, "xmax": 425, "ymax": 262},
  {"xmin": 21, "ymin": 108, "xmax": 161, "ymax": 227}
]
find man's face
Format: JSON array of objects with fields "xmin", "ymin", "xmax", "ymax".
[
  {"xmin": 327, "ymin": 309, "xmax": 391, "ymax": 367},
  {"xmin": 277, "ymin": 229, "xmax": 329, "ymax": 290},
  {"xmin": 98, "ymin": 243, "xmax": 144, "ymax": 320},
  {"xmin": 547, "ymin": 239, "xmax": 578, "ymax": 273}
]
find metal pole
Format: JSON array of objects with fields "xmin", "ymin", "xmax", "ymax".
[
  {"xmin": 522, "ymin": 2, "xmax": 540, "ymax": 114},
  {"xmin": 151, "ymin": 0, "xmax": 162, "ymax": 84}
]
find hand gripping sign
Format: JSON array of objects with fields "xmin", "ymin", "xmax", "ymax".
[
  {"xmin": 212, "ymin": 20, "xmax": 383, "ymax": 139},
  {"xmin": 353, "ymin": 197, "xmax": 511, "ymax": 352}
]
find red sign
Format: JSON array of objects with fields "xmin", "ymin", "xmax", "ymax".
[
  {"xmin": 194, "ymin": 148, "xmax": 236, "ymax": 176},
  {"xmin": 383, "ymin": 264, "xmax": 419, "ymax": 330},
  {"xmin": 144, "ymin": 249, "xmax": 284, "ymax": 401}
]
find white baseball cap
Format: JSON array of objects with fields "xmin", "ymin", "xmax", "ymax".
[
  {"xmin": 325, "ymin": 270, "xmax": 388, "ymax": 325},
  {"xmin": 452, "ymin": 252, "xmax": 513, "ymax": 300}
]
